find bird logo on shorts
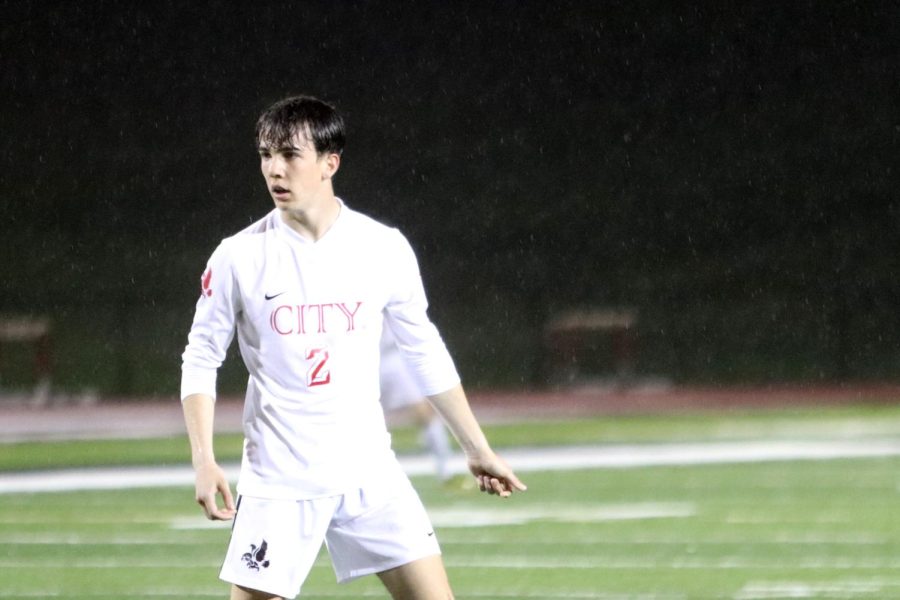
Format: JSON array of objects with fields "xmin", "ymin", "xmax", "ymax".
[{"xmin": 241, "ymin": 540, "xmax": 271, "ymax": 571}]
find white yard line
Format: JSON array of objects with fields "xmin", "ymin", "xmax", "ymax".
[
  {"xmin": 6, "ymin": 555, "xmax": 900, "ymax": 571},
  {"xmin": 0, "ymin": 591, "xmax": 226, "ymax": 598},
  {"xmin": 733, "ymin": 578, "xmax": 900, "ymax": 599},
  {"xmin": 2, "ymin": 531, "xmax": 890, "ymax": 547},
  {"xmin": 0, "ymin": 592, "xmax": 686, "ymax": 599},
  {"xmin": 2, "ymin": 439, "xmax": 900, "ymax": 494}
]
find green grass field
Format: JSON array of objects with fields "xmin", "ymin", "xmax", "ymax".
[{"xmin": 2, "ymin": 405, "xmax": 900, "ymax": 599}]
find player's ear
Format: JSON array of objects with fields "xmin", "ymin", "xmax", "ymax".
[{"xmin": 322, "ymin": 152, "xmax": 340, "ymax": 180}]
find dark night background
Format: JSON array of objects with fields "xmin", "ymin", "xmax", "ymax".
[{"xmin": 1, "ymin": 1, "xmax": 898, "ymax": 396}]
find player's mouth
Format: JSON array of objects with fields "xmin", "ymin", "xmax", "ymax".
[{"xmin": 271, "ymin": 185, "xmax": 290, "ymax": 199}]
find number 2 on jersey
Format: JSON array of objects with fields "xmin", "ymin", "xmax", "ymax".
[{"xmin": 305, "ymin": 347, "xmax": 332, "ymax": 387}]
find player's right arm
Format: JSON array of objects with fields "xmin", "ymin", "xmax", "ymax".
[
  {"xmin": 180, "ymin": 243, "xmax": 239, "ymax": 520},
  {"xmin": 182, "ymin": 393, "xmax": 236, "ymax": 520}
]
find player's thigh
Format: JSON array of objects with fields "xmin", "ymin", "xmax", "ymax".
[
  {"xmin": 230, "ymin": 583, "xmax": 283, "ymax": 600},
  {"xmin": 326, "ymin": 472, "xmax": 441, "ymax": 583},
  {"xmin": 376, "ymin": 554, "xmax": 453, "ymax": 600},
  {"xmin": 409, "ymin": 399, "xmax": 435, "ymax": 425}
]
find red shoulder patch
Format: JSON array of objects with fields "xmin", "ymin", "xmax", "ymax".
[{"xmin": 201, "ymin": 267, "xmax": 213, "ymax": 297}]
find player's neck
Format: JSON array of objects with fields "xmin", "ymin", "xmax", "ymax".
[{"xmin": 279, "ymin": 194, "xmax": 341, "ymax": 242}]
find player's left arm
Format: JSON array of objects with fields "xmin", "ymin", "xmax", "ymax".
[
  {"xmin": 427, "ymin": 384, "xmax": 527, "ymax": 497},
  {"xmin": 383, "ymin": 232, "xmax": 525, "ymax": 495}
]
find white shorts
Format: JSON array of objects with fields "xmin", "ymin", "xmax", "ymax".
[
  {"xmin": 379, "ymin": 348, "xmax": 423, "ymax": 413},
  {"xmin": 219, "ymin": 476, "xmax": 440, "ymax": 599}
]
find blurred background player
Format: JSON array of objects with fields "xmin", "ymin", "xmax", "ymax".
[{"xmin": 379, "ymin": 326, "xmax": 455, "ymax": 484}]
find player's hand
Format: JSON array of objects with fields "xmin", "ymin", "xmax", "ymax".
[
  {"xmin": 193, "ymin": 461, "xmax": 236, "ymax": 520},
  {"xmin": 467, "ymin": 451, "xmax": 527, "ymax": 498}
]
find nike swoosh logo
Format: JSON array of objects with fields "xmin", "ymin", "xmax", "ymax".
[{"xmin": 264, "ymin": 292, "xmax": 286, "ymax": 301}]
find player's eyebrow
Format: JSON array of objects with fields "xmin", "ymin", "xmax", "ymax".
[{"xmin": 257, "ymin": 145, "xmax": 303, "ymax": 153}]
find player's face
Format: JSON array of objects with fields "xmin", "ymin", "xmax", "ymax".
[{"xmin": 258, "ymin": 132, "xmax": 339, "ymax": 211}]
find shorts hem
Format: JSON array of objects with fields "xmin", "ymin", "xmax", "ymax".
[{"xmin": 336, "ymin": 549, "xmax": 442, "ymax": 584}]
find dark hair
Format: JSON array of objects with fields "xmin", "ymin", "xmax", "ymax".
[{"xmin": 255, "ymin": 95, "xmax": 345, "ymax": 156}]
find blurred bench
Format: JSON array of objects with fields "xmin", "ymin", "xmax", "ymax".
[
  {"xmin": 542, "ymin": 308, "xmax": 637, "ymax": 386},
  {"xmin": 0, "ymin": 316, "xmax": 53, "ymax": 404}
]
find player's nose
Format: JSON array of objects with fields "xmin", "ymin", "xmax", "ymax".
[{"xmin": 265, "ymin": 155, "xmax": 286, "ymax": 177}]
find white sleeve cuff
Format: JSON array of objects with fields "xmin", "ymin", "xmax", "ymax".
[{"xmin": 180, "ymin": 364, "xmax": 218, "ymax": 401}]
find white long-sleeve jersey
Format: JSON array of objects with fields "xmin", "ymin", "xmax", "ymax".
[{"xmin": 181, "ymin": 200, "xmax": 460, "ymax": 499}]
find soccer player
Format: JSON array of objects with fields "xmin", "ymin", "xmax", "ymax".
[
  {"xmin": 180, "ymin": 95, "xmax": 526, "ymax": 600},
  {"xmin": 379, "ymin": 326, "xmax": 455, "ymax": 483}
]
